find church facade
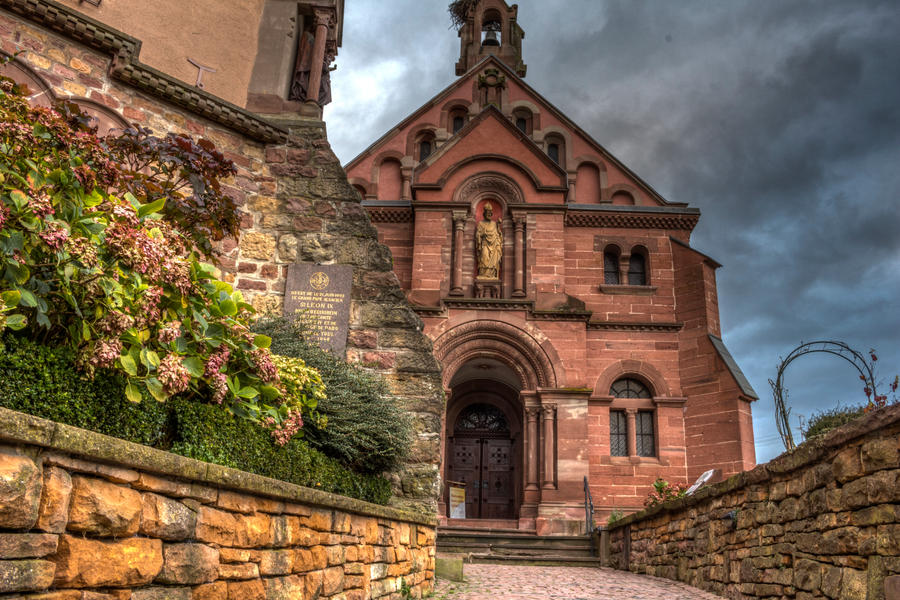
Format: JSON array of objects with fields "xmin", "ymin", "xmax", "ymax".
[{"xmin": 345, "ymin": 0, "xmax": 758, "ymax": 533}]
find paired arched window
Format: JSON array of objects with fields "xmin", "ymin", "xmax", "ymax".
[
  {"xmin": 609, "ymin": 378, "xmax": 656, "ymax": 458},
  {"xmin": 600, "ymin": 245, "xmax": 650, "ymax": 287}
]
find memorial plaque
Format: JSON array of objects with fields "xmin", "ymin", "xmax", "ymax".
[{"xmin": 283, "ymin": 263, "xmax": 353, "ymax": 353}]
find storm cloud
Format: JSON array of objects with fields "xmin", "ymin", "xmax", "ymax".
[{"xmin": 325, "ymin": 0, "xmax": 900, "ymax": 462}]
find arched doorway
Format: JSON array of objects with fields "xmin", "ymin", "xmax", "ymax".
[{"xmin": 445, "ymin": 359, "xmax": 523, "ymax": 521}]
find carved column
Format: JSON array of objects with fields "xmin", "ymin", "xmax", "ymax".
[
  {"xmin": 626, "ymin": 408, "xmax": 638, "ymax": 457},
  {"xmin": 512, "ymin": 216, "xmax": 526, "ymax": 297},
  {"xmin": 306, "ymin": 9, "xmax": 334, "ymax": 104},
  {"xmin": 449, "ymin": 211, "xmax": 467, "ymax": 296},
  {"xmin": 541, "ymin": 404, "xmax": 557, "ymax": 489},
  {"xmin": 525, "ymin": 406, "xmax": 540, "ymax": 491}
]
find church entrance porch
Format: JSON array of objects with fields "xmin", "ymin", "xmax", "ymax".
[
  {"xmin": 444, "ymin": 371, "xmax": 522, "ymax": 523},
  {"xmin": 448, "ymin": 403, "xmax": 515, "ymax": 520}
]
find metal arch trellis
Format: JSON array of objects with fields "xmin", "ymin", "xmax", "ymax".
[{"xmin": 769, "ymin": 340, "xmax": 877, "ymax": 452}]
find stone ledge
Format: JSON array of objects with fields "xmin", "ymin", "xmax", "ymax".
[
  {"xmin": 607, "ymin": 403, "xmax": 900, "ymax": 530},
  {"xmin": 0, "ymin": 407, "xmax": 436, "ymax": 527}
]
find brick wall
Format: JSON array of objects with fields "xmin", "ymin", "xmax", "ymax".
[
  {"xmin": 0, "ymin": 408, "xmax": 436, "ymax": 599},
  {"xmin": 607, "ymin": 405, "xmax": 900, "ymax": 599}
]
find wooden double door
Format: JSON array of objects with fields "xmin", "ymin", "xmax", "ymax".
[{"xmin": 449, "ymin": 435, "xmax": 514, "ymax": 519}]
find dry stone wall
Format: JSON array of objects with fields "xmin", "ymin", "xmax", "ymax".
[
  {"xmin": 607, "ymin": 404, "xmax": 900, "ymax": 600},
  {"xmin": 0, "ymin": 2, "xmax": 445, "ymax": 512},
  {"xmin": 0, "ymin": 408, "xmax": 436, "ymax": 599}
]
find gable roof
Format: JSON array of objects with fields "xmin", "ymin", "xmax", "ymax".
[
  {"xmin": 412, "ymin": 104, "xmax": 568, "ymax": 190},
  {"xmin": 344, "ymin": 55, "xmax": 685, "ymax": 207}
]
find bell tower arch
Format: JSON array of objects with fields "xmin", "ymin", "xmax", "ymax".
[{"xmin": 452, "ymin": 0, "xmax": 527, "ymax": 77}]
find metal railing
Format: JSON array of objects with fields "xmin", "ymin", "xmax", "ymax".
[{"xmin": 584, "ymin": 475, "xmax": 596, "ymax": 556}]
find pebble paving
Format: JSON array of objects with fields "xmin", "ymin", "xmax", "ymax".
[{"xmin": 433, "ymin": 564, "xmax": 724, "ymax": 599}]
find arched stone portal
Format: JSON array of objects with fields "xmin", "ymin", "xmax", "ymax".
[{"xmin": 434, "ymin": 319, "xmax": 561, "ymax": 528}]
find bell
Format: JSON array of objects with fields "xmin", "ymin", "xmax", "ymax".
[{"xmin": 482, "ymin": 30, "xmax": 500, "ymax": 47}]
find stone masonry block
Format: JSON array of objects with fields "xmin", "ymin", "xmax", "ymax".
[
  {"xmin": 0, "ymin": 451, "xmax": 42, "ymax": 529},
  {"xmin": 67, "ymin": 476, "xmax": 141, "ymax": 537}
]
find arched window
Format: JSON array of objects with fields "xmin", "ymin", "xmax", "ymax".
[
  {"xmin": 512, "ymin": 108, "xmax": 532, "ymax": 135},
  {"xmin": 628, "ymin": 251, "xmax": 647, "ymax": 285},
  {"xmin": 610, "ymin": 378, "xmax": 651, "ymax": 398},
  {"xmin": 419, "ymin": 139, "xmax": 432, "ymax": 161},
  {"xmin": 481, "ymin": 10, "xmax": 502, "ymax": 47},
  {"xmin": 603, "ymin": 248, "xmax": 620, "ymax": 284},
  {"xmin": 609, "ymin": 378, "xmax": 656, "ymax": 458},
  {"xmin": 545, "ymin": 134, "xmax": 566, "ymax": 169},
  {"xmin": 452, "ymin": 115, "xmax": 465, "ymax": 133},
  {"xmin": 547, "ymin": 143, "xmax": 560, "ymax": 165},
  {"xmin": 449, "ymin": 107, "xmax": 468, "ymax": 134}
]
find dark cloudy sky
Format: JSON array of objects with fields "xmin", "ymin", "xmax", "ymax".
[{"xmin": 324, "ymin": 0, "xmax": 900, "ymax": 463}]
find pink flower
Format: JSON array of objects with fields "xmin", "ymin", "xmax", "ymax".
[
  {"xmin": 250, "ymin": 347, "xmax": 278, "ymax": 383},
  {"xmin": 265, "ymin": 410, "xmax": 304, "ymax": 446},
  {"xmin": 97, "ymin": 311, "xmax": 134, "ymax": 336},
  {"xmin": 39, "ymin": 222, "xmax": 69, "ymax": 251},
  {"xmin": 210, "ymin": 372, "xmax": 228, "ymax": 404},
  {"xmin": 204, "ymin": 347, "xmax": 231, "ymax": 378},
  {"xmin": 158, "ymin": 353, "xmax": 191, "ymax": 395},
  {"xmin": 89, "ymin": 338, "xmax": 122, "ymax": 369},
  {"xmin": 157, "ymin": 321, "xmax": 181, "ymax": 344}
]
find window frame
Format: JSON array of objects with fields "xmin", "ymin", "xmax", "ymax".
[{"xmin": 607, "ymin": 377, "xmax": 658, "ymax": 460}]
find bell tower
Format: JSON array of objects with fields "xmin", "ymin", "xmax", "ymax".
[{"xmin": 453, "ymin": 0, "xmax": 526, "ymax": 77}]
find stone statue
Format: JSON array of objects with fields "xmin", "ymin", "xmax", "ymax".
[
  {"xmin": 288, "ymin": 32, "xmax": 334, "ymax": 106},
  {"xmin": 475, "ymin": 204, "xmax": 502, "ymax": 279}
]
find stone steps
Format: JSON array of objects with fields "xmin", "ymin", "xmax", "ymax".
[{"xmin": 436, "ymin": 526, "xmax": 600, "ymax": 567}]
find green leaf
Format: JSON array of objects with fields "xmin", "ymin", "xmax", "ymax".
[
  {"xmin": 182, "ymin": 356, "xmax": 204, "ymax": 378},
  {"xmin": 124, "ymin": 382, "xmax": 142, "ymax": 403},
  {"xmin": 81, "ymin": 321, "xmax": 91, "ymax": 341},
  {"xmin": 4, "ymin": 314, "xmax": 26, "ymax": 330},
  {"xmin": 137, "ymin": 197, "xmax": 166, "ymax": 219},
  {"xmin": 145, "ymin": 378, "xmax": 167, "ymax": 402},
  {"xmin": 140, "ymin": 348, "xmax": 161, "ymax": 369},
  {"xmin": 8, "ymin": 189, "xmax": 27, "ymax": 211},
  {"xmin": 120, "ymin": 354, "xmax": 138, "ymax": 376},
  {"xmin": 0, "ymin": 290, "xmax": 21, "ymax": 307},
  {"xmin": 253, "ymin": 334, "xmax": 272, "ymax": 349},
  {"xmin": 16, "ymin": 287, "xmax": 37, "ymax": 308},
  {"xmin": 236, "ymin": 386, "xmax": 259, "ymax": 399},
  {"xmin": 219, "ymin": 299, "xmax": 237, "ymax": 317},
  {"xmin": 260, "ymin": 385, "xmax": 281, "ymax": 401}
]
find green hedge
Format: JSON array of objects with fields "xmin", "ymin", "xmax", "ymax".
[
  {"xmin": 254, "ymin": 317, "xmax": 412, "ymax": 474},
  {"xmin": 0, "ymin": 335, "xmax": 391, "ymax": 504}
]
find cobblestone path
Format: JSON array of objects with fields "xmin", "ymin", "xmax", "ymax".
[{"xmin": 433, "ymin": 564, "xmax": 723, "ymax": 599}]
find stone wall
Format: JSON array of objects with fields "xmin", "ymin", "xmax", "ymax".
[
  {"xmin": 0, "ymin": 1, "xmax": 445, "ymax": 512},
  {"xmin": 607, "ymin": 404, "xmax": 900, "ymax": 600},
  {"xmin": 0, "ymin": 408, "xmax": 436, "ymax": 599}
]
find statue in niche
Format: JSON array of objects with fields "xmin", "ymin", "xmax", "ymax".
[
  {"xmin": 475, "ymin": 203, "xmax": 503, "ymax": 279},
  {"xmin": 288, "ymin": 31, "xmax": 334, "ymax": 106}
]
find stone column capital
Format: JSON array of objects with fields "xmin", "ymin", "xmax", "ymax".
[
  {"xmin": 452, "ymin": 211, "xmax": 468, "ymax": 226},
  {"xmin": 312, "ymin": 8, "xmax": 336, "ymax": 28},
  {"xmin": 525, "ymin": 406, "xmax": 541, "ymax": 419}
]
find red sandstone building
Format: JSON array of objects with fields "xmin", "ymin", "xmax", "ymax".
[{"xmin": 345, "ymin": 0, "xmax": 758, "ymax": 533}]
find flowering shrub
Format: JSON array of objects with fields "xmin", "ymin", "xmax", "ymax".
[
  {"xmin": 267, "ymin": 355, "xmax": 327, "ymax": 445},
  {"xmin": 644, "ymin": 477, "xmax": 688, "ymax": 508},
  {"xmin": 0, "ymin": 75, "xmax": 306, "ymax": 437}
]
